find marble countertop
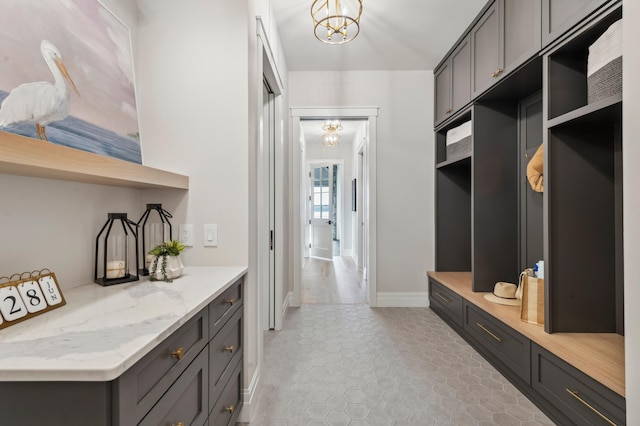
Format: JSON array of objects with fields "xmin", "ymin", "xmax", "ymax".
[{"xmin": 0, "ymin": 266, "xmax": 247, "ymax": 382}]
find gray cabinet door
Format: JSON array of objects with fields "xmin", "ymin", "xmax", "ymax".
[
  {"xmin": 503, "ymin": 0, "xmax": 541, "ymax": 72},
  {"xmin": 450, "ymin": 37, "xmax": 471, "ymax": 114},
  {"xmin": 542, "ymin": 0, "xmax": 608, "ymax": 46},
  {"xmin": 434, "ymin": 62, "xmax": 451, "ymax": 125},
  {"xmin": 471, "ymin": 1, "xmax": 501, "ymax": 98}
]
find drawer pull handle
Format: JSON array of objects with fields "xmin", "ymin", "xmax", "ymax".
[
  {"xmin": 434, "ymin": 291, "xmax": 451, "ymax": 304},
  {"xmin": 476, "ymin": 323, "xmax": 503, "ymax": 343},
  {"xmin": 445, "ymin": 109, "xmax": 452, "ymax": 114},
  {"xmin": 225, "ymin": 405, "xmax": 235, "ymax": 414},
  {"xmin": 565, "ymin": 389, "xmax": 616, "ymax": 426},
  {"xmin": 172, "ymin": 422, "xmax": 184, "ymax": 426},
  {"xmin": 225, "ymin": 298, "xmax": 235, "ymax": 306},
  {"xmin": 224, "ymin": 345, "xmax": 235, "ymax": 353},
  {"xmin": 170, "ymin": 347, "xmax": 185, "ymax": 360},
  {"xmin": 491, "ymin": 68, "xmax": 504, "ymax": 78}
]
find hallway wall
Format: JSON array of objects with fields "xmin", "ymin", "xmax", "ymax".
[{"xmin": 289, "ymin": 71, "xmax": 435, "ymax": 301}]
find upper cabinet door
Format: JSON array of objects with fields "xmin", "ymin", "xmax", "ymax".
[
  {"xmin": 542, "ymin": 0, "xmax": 609, "ymax": 47},
  {"xmin": 503, "ymin": 0, "xmax": 541, "ymax": 72},
  {"xmin": 471, "ymin": 2, "xmax": 502, "ymax": 98},
  {"xmin": 434, "ymin": 61, "xmax": 451, "ymax": 126},
  {"xmin": 451, "ymin": 37, "xmax": 471, "ymax": 114}
]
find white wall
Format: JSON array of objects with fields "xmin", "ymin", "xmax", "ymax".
[
  {"xmin": 289, "ymin": 71, "xmax": 435, "ymax": 296},
  {"xmin": 623, "ymin": 0, "xmax": 639, "ymax": 422},
  {"xmin": 136, "ymin": 0, "xmax": 249, "ymax": 267},
  {"xmin": 136, "ymin": 0, "xmax": 277, "ymax": 422}
]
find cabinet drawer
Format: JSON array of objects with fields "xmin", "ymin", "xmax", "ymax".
[
  {"xmin": 429, "ymin": 278, "xmax": 463, "ymax": 327},
  {"xmin": 139, "ymin": 348, "xmax": 209, "ymax": 426},
  {"xmin": 532, "ymin": 343, "xmax": 625, "ymax": 425},
  {"xmin": 209, "ymin": 357, "xmax": 242, "ymax": 426},
  {"xmin": 209, "ymin": 307, "xmax": 243, "ymax": 407},
  {"xmin": 463, "ymin": 302, "xmax": 531, "ymax": 383},
  {"xmin": 114, "ymin": 309, "xmax": 209, "ymax": 424},
  {"xmin": 210, "ymin": 278, "xmax": 243, "ymax": 337}
]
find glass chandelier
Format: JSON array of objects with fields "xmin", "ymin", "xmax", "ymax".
[
  {"xmin": 311, "ymin": 0, "xmax": 363, "ymax": 45},
  {"xmin": 322, "ymin": 120, "xmax": 342, "ymax": 146}
]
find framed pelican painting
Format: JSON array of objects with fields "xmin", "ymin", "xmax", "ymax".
[{"xmin": 0, "ymin": 0, "xmax": 142, "ymax": 164}]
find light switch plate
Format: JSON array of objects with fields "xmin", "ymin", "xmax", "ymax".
[{"xmin": 203, "ymin": 224, "xmax": 218, "ymax": 247}]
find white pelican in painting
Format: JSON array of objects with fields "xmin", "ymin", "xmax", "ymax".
[{"xmin": 0, "ymin": 40, "xmax": 80, "ymax": 141}]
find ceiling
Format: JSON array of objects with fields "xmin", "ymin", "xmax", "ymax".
[{"xmin": 270, "ymin": 0, "xmax": 487, "ymax": 71}]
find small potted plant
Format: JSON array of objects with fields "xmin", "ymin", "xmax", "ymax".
[{"xmin": 148, "ymin": 239, "xmax": 185, "ymax": 282}]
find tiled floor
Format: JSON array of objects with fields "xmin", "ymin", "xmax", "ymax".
[{"xmin": 242, "ymin": 304, "xmax": 554, "ymax": 425}]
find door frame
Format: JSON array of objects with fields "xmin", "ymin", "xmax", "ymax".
[
  {"xmin": 257, "ymin": 19, "xmax": 285, "ymax": 332},
  {"xmin": 306, "ymin": 160, "xmax": 345, "ymax": 259},
  {"xmin": 291, "ymin": 107, "xmax": 379, "ymax": 307}
]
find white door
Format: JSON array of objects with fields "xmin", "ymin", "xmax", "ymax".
[
  {"xmin": 310, "ymin": 163, "xmax": 334, "ymax": 260},
  {"xmin": 263, "ymin": 79, "xmax": 277, "ymax": 329}
]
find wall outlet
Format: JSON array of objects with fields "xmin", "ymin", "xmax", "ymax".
[
  {"xmin": 179, "ymin": 224, "xmax": 194, "ymax": 247},
  {"xmin": 203, "ymin": 224, "xmax": 218, "ymax": 247}
]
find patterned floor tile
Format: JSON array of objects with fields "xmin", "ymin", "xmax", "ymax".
[{"xmin": 239, "ymin": 304, "xmax": 554, "ymax": 425}]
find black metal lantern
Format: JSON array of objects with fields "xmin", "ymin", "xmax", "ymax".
[
  {"xmin": 95, "ymin": 213, "xmax": 140, "ymax": 286},
  {"xmin": 137, "ymin": 204, "xmax": 173, "ymax": 276}
]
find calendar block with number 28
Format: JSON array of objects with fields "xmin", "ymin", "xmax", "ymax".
[{"xmin": 0, "ymin": 270, "xmax": 66, "ymax": 330}]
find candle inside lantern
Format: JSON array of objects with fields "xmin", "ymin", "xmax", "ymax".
[{"xmin": 106, "ymin": 260, "xmax": 126, "ymax": 279}]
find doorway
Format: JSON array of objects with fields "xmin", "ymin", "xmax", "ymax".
[{"xmin": 291, "ymin": 107, "xmax": 379, "ymax": 307}]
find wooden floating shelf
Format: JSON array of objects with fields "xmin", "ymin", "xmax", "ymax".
[{"xmin": 0, "ymin": 131, "xmax": 188, "ymax": 190}]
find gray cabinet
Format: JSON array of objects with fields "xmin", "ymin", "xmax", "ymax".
[
  {"xmin": 542, "ymin": 0, "xmax": 609, "ymax": 47},
  {"xmin": 471, "ymin": 0, "xmax": 541, "ymax": 98},
  {"xmin": 114, "ymin": 309, "xmax": 209, "ymax": 423},
  {"xmin": 434, "ymin": 37, "xmax": 471, "ymax": 126},
  {"xmin": 428, "ymin": 278, "xmax": 463, "ymax": 327},
  {"xmin": 463, "ymin": 302, "xmax": 531, "ymax": 384},
  {"xmin": 0, "ymin": 276, "xmax": 245, "ymax": 426},
  {"xmin": 532, "ymin": 343, "xmax": 625, "ymax": 425},
  {"xmin": 139, "ymin": 349, "xmax": 209, "ymax": 426},
  {"xmin": 471, "ymin": 1, "xmax": 501, "ymax": 97},
  {"xmin": 544, "ymin": 2, "xmax": 622, "ymax": 333},
  {"xmin": 428, "ymin": 275, "xmax": 627, "ymax": 424}
]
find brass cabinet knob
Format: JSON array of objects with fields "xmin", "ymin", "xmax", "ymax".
[
  {"xmin": 172, "ymin": 422, "xmax": 184, "ymax": 426},
  {"xmin": 445, "ymin": 109, "xmax": 452, "ymax": 114},
  {"xmin": 170, "ymin": 347, "xmax": 185, "ymax": 360},
  {"xmin": 224, "ymin": 345, "xmax": 235, "ymax": 353},
  {"xmin": 225, "ymin": 298, "xmax": 235, "ymax": 306},
  {"xmin": 225, "ymin": 405, "xmax": 235, "ymax": 414},
  {"xmin": 491, "ymin": 68, "xmax": 504, "ymax": 78}
]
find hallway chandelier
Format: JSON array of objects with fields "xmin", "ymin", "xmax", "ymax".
[
  {"xmin": 322, "ymin": 120, "xmax": 342, "ymax": 146},
  {"xmin": 323, "ymin": 132, "xmax": 340, "ymax": 146},
  {"xmin": 311, "ymin": 0, "xmax": 362, "ymax": 45}
]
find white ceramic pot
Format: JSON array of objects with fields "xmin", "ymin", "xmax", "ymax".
[{"xmin": 150, "ymin": 254, "xmax": 184, "ymax": 281}]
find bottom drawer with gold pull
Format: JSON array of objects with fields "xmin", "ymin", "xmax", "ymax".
[
  {"xmin": 428, "ymin": 278, "xmax": 463, "ymax": 327},
  {"xmin": 463, "ymin": 301, "xmax": 531, "ymax": 384},
  {"xmin": 532, "ymin": 343, "xmax": 625, "ymax": 425},
  {"xmin": 209, "ymin": 356, "xmax": 242, "ymax": 426},
  {"xmin": 114, "ymin": 309, "xmax": 209, "ymax": 424},
  {"xmin": 140, "ymin": 348, "xmax": 209, "ymax": 426},
  {"xmin": 209, "ymin": 307, "xmax": 243, "ymax": 408}
]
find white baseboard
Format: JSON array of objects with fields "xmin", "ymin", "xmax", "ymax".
[
  {"xmin": 376, "ymin": 292, "xmax": 429, "ymax": 307},
  {"xmin": 238, "ymin": 365, "xmax": 260, "ymax": 423},
  {"xmin": 282, "ymin": 291, "xmax": 292, "ymax": 319}
]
